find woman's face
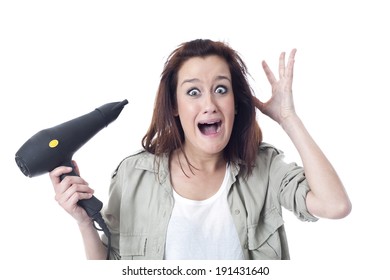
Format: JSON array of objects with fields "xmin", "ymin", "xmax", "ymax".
[{"xmin": 175, "ymin": 55, "xmax": 235, "ymax": 157}]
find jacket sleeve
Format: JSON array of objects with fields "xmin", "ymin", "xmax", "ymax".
[
  {"xmin": 264, "ymin": 143, "xmax": 319, "ymax": 222},
  {"xmin": 100, "ymin": 159, "xmax": 125, "ymax": 260}
]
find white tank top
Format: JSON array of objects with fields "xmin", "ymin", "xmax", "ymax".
[{"xmin": 164, "ymin": 165, "xmax": 244, "ymax": 260}]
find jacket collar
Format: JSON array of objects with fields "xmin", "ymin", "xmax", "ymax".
[{"xmin": 134, "ymin": 150, "xmax": 241, "ymax": 188}]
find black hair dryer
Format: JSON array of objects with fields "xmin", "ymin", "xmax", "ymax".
[{"xmin": 15, "ymin": 99, "xmax": 128, "ymax": 226}]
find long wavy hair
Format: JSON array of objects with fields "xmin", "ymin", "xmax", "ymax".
[{"xmin": 142, "ymin": 39, "xmax": 262, "ymax": 176}]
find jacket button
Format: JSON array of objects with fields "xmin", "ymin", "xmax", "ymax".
[{"xmin": 234, "ymin": 209, "xmax": 240, "ymax": 215}]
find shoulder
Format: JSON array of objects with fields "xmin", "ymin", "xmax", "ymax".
[
  {"xmin": 258, "ymin": 142, "xmax": 283, "ymax": 154},
  {"xmin": 256, "ymin": 142, "xmax": 285, "ymax": 164},
  {"xmin": 246, "ymin": 142, "xmax": 292, "ymax": 178},
  {"xmin": 232, "ymin": 142, "xmax": 285, "ymax": 176},
  {"xmin": 119, "ymin": 149, "xmax": 154, "ymax": 165},
  {"xmin": 111, "ymin": 149, "xmax": 159, "ymax": 178}
]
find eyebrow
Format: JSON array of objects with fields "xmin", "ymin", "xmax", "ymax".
[{"xmin": 180, "ymin": 75, "xmax": 231, "ymax": 87}]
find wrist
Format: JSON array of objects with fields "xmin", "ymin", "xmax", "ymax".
[
  {"xmin": 280, "ymin": 113, "xmax": 302, "ymax": 133},
  {"xmin": 77, "ymin": 218, "xmax": 94, "ymax": 231}
]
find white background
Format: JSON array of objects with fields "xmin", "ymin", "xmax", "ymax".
[{"xmin": 1, "ymin": 0, "xmax": 389, "ymax": 279}]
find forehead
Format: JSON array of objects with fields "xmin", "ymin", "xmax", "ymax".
[{"xmin": 177, "ymin": 55, "xmax": 231, "ymax": 80}]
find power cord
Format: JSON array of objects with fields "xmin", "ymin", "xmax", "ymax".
[
  {"xmin": 92, "ymin": 212, "xmax": 111, "ymax": 260},
  {"xmin": 76, "ymin": 195, "xmax": 112, "ymax": 260}
]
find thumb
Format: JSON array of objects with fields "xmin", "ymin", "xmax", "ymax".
[{"xmin": 253, "ymin": 95, "xmax": 266, "ymax": 112}]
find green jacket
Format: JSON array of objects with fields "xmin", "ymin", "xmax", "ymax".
[{"xmin": 102, "ymin": 143, "xmax": 318, "ymax": 260}]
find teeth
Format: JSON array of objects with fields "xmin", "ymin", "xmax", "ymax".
[
  {"xmin": 198, "ymin": 121, "xmax": 222, "ymax": 135},
  {"xmin": 200, "ymin": 120, "xmax": 220, "ymax": 124}
]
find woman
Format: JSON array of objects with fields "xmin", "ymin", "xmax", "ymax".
[{"xmin": 50, "ymin": 39, "xmax": 351, "ymax": 260}]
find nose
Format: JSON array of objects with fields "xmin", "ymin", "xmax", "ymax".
[{"xmin": 203, "ymin": 92, "xmax": 217, "ymax": 114}]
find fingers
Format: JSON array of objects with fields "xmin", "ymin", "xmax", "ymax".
[
  {"xmin": 52, "ymin": 172, "xmax": 91, "ymax": 196},
  {"xmin": 49, "ymin": 165, "xmax": 93, "ymax": 205},
  {"xmin": 286, "ymin": 48, "xmax": 297, "ymax": 79},
  {"xmin": 49, "ymin": 160, "xmax": 81, "ymax": 189},
  {"xmin": 49, "ymin": 165, "xmax": 72, "ymax": 185},
  {"xmin": 278, "ymin": 51, "xmax": 286, "ymax": 79},
  {"xmin": 56, "ymin": 181, "xmax": 94, "ymax": 207},
  {"xmin": 262, "ymin": 60, "xmax": 276, "ymax": 85},
  {"xmin": 51, "ymin": 173, "xmax": 94, "ymax": 220},
  {"xmin": 263, "ymin": 48, "xmax": 296, "ymax": 82},
  {"xmin": 262, "ymin": 49, "xmax": 296, "ymax": 88},
  {"xmin": 279, "ymin": 49, "xmax": 296, "ymax": 78},
  {"xmin": 55, "ymin": 180, "xmax": 94, "ymax": 222}
]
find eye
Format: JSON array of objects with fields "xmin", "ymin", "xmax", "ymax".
[
  {"xmin": 187, "ymin": 88, "xmax": 200, "ymax": 96},
  {"xmin": 215, "ymin": 85, "xmax": 228, "ymax": 94}
]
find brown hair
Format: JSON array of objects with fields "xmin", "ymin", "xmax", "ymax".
[{"xmin": 142, "ymin": 39, "xmax": 262, "ymax": 176}]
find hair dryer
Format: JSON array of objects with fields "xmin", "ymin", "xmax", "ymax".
[{"xmin": 15, "ymin": 99, "xmax": 128, "ymax": 259}]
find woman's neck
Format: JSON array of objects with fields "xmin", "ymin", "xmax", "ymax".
[
  {"xmin": 172, "ymin": 146, "xmax": 226, "ymax": 177},
  {"xmin": 169, "ymin": 147, "xmax": 228, "ymax": 200}
]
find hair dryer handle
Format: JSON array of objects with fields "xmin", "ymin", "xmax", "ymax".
[
  {"xmin": 77, "ymin": 196, "xmax": 103, "ymax": 218},
  {"xmin": 59, "ymin": 161, "xmax": 103, "ymax": 218}
]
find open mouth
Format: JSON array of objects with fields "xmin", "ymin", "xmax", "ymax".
[{"xmin": 198, "ymin": 120, "xmax": 222, "ymax": 135}]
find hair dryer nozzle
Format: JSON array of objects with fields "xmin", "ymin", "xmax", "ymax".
[{"xmin": 96, "ymin": 99, "xmax": 128, "ymax": 126}]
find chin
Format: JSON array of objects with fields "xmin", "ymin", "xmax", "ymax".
[{"xmin": 198, "ymin": 143, "xmax": 227, "ymax": 156}]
